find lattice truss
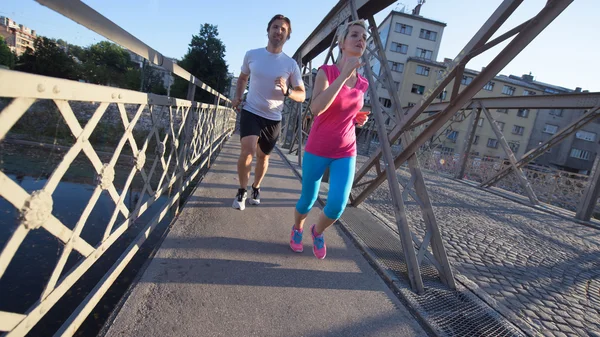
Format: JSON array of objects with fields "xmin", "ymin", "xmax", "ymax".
[
  {"xmin": 277, "ymin": 0, "xmax": 600, "ymax": 293},
  {"xmin": 0, "ymin": 70, "xmax": 236, "ymax": 335}
]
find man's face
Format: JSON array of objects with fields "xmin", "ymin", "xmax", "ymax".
[{"xmin": 268, "ymin": 19, "xmax": 289, "ymax": 47}]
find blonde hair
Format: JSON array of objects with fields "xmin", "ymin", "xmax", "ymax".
[{"xmin": 337, "ymin": 19, "xmax": 367, "ymax": 49}]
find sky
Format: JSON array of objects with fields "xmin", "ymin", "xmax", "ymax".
[{"xmin": 2, "ymin": 0, "xmax": 598, "ymax": 91}]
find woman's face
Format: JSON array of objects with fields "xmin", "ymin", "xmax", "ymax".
[{"xmin": 341, "ymin": 25, "xmax": 367, "ymax": 57}]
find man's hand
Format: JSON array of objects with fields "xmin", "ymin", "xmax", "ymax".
[
  {"xmin": 275, "ymin": 77, "xmax": 288, "ymax": 95},
  {"xmin": 232, "ymin": 97, "xmax": 243, "ymax": 111}
]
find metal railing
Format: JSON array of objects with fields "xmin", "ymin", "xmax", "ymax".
[{"xmin": 0, "ymin": 1, "xmax": 236, "ymax": 336}]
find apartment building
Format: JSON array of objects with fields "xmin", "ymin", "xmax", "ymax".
[
  {"xmin": 364, "ymin": 7, "xmax": 446, "ymax": 119},
  {"xmin": 399, "ymin": 57, "xmax": 544, "ymax": 161},
  {"xmin": 397, "ymin": 57, "xmax": 595, "ymax": 173},
  {"xmin": 520, "ymin": 77, "xmax": 596, "ymax": 174},
  {"xmin": 0, "ymin": 16, "xmax": 36, "ymax": 56}
]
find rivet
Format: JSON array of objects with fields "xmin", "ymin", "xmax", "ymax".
[
  {"xmin": 37, "ymin": 84, "xmax": 45, "ymax": 92},
  {"xmin": 53, "ymin": 85, "xmax": 60, "ymax": 94},
  {"xmin": 112, "ymin": 93, "xmax": 117, "ymax": 99},
  {"xmin": 118, "ymin": 94, "xmax": 123, "ymax": 99}
]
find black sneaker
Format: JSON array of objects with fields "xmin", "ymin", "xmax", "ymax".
[
  {"xmin": 249, "ymin": 185, "xmax": 260, "ymax": 205},
  {"xmin": 232, "ymin": 188, "xmax": 247, "ymax": 210}
]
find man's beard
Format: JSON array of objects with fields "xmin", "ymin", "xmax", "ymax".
[{"xmin": 269, "ymin": 35, "xmax": 285, "ymax": 47}]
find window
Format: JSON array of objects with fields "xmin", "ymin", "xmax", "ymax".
[
  {"xmin": 496, "ymin": 121, "xmax": 505, "ymax": 131},
  {"xmin": 543, "ymin": 124, "xmax": 558, "ymax": 134},
  {"xmin": 512, "ymin": 125, "xmax": 525, "ymax": 135},
  {"xmin": 508, "ymin": 142, "xmax": 520, "ymax": 153},
  {"xmin": 461, "ymin": 76, "xmax": 473, "ymax": 85},
  {"xmin": 441, "ymin": 147, "xmax": 454, "ymax": 155},
  {"xmin": 416, "ymin": 48, "xmax": 433, "ymax": 60},
  {"xmin": 395, "ymin": 23, "xmax": 413, "ymax": 35},
  {"xmin": 487, "ymin": 138, "xmax": 499, "ymax": 148},
  {"xmin": 523, "ymin": 90, "xmax": 536, "ymax": 96},
  {"xmin": 411, "ymin": 84, "xmax": 425, "ymax": 95},
  {"xmin": 483, "ymin": 82, "xmax": 495, "ymax": 91},
  {"xmin": 570, "ymin": 148, "xmax": 592, "ymax": 160},
  {"xmin": 379, "ymin": 97, "xmax": 392, "ymax": 108},
  {"xmin": 575, "ymin": 130, "xmax": 597, "ymax": 142},
  {"xmin": 388, "ymin": 61, "xmax": 404, "ymax": 73},
  {"xmin": 419, "ymin": 29, "xmax": 437, "ymax": 41},
  {"xmin": 497, "ymin": 109, "xmax": 508, "ymax": 113},
  {"xmin": 549, "ymin": 109, "xmax": 563, "ymax": 116},
  {"xmin": 478, "ymin": 118, "xmax": 484, "ymax": 127},
  {"xmin": 517, "ymin": 109, "xmax": 529, "ymax": 118},
  {"xmin": 391, "ymin": 42, "xmax": 408, "ymax": 54},
  {"xmin": 473, "ymin": 135, "xmax": 480, "ymax": 145},
  {"xmin": 416, "ymin": 65, "xmax": 430, "ymax": 76},
  {"xmin": 446, "ymin": 130, "xmax": 459, "ymax": 143},
  {"xmin": 502, "ymin": 85, "xmax": 516, "ymax": 95}
]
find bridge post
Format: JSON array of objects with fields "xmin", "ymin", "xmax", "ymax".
[
  {"xmin": 480, "ymin": 102, "xmax": 540, "ymax": 205},
  {"xmin": 576, "ymin": 143, "xmax": 600, "ymax": 221},
  {"xmin": 456, "ymin": 108, "xmax": 481, "ymax": 180}
]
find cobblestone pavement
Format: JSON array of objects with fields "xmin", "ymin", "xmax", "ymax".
[{"xmin": 355, "ymin": 156, "xmax": 600, "ymax": 337}]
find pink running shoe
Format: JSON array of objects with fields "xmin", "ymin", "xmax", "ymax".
[
  {"xmin": 311, "ymin": 224, "xmax": 326, "ymax": 259},
  {"xmin": 289, "ymin": 225, "xmax": 303, "ymax": 253}
]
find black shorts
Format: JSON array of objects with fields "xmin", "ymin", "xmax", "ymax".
[{"xmin": 239, "ymin": 109, "xmax": 281, "ymax": 155}]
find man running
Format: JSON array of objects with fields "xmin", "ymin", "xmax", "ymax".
[{"xmin": 231, "ymin": 14, "xmax": 306, "ymax": 210}]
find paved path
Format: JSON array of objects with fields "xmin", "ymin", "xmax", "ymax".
[{"xmin": 105, "ymin": 134, "xmax": 428, "ymax": 337}]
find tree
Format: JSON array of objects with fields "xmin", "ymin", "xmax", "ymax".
[
  {"xmin": 15, "ymin": 37, "xmax": 78, "ymax": 79},
  {"xmin": 171, "ymin": 24, "xmax": 229, "ymax": 102},
  {"xmin": 67, "ymin": 44, "xmax": 86, "ymax": 63},
  {"xmin": 140, "ymin": 64, "xmax": 167, "ymax": 95},
  {"xmin": 0, "ymin": 36, "xmax": 15, "ymax": 69},
  {"xmin": 80, "ymin": 41, "xmax": 134, "ymax": 86}
]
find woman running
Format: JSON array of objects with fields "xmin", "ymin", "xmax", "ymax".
[{"xmin": 289, "ymin": 19, "xmax": 369, "ymax": 259}]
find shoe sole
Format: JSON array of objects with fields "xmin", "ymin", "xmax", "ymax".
[
  {"xmin": 248, "ymin": 198, "xmax": 260, "ymax": 205},
  {"xmin": 290, "ymin": 246, "xmax": 303, "ymax": 253},
  {"xmin": 232, "ymin": 200, "xmax": 246, "ymax": 210},
  {"xmin": 313, "ymin": 249, "xmax": 326, "ymax": 259}
]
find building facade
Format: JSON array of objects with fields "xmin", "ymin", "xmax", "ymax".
[
  {"xmin": 400, "ymin": 57, "xmax": 544, "ymax": 161},
  {"xmin": 398, "ymin": 57, "xmax": 596, "ymax": 173},
  {"xmin": 0, "ymin": 17, "xmax": 36, "ymax": 56},
  {"xmin": 364, "ymin": 9, "xmax": 446, "ymax": 118},
  {"xmin": 520, "ymin": 78, "xmax": 596, "ymax": 174}
]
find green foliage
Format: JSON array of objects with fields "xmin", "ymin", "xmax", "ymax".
[
  {"xmin": 15, "ymin": 36, "xmax": 79, "ymax": 79},
  {"xmin": 12, "ymin": 35, "xmax": 177, "ymax": 96},
  {"xmin": 80, "ymin": 41, "xmax": 134, "ymax": 86},
  {"xmin": 171, "ymin": 23, "xmax": 229, "ymax": 102},
  {"xmin": 0, "ymin": 36, "xmax": 15, "ymax": 69}
]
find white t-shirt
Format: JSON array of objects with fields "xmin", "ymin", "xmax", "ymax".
[{"xmin": 241, "ymin": 48, "xmax": 302, "ymax": 121}]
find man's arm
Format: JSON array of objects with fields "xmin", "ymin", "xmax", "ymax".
[
  {"xmin": 287, "ymin": 84, "xmax": 306, "ymax": 103},
  {"xmin": 282, "ymin": 62, "xmax": 306, "ymax": 103},
  {"xmin": 232, "ymin": 72, "xmax": 249, "ymax": 110}
]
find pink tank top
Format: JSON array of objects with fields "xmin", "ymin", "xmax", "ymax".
[{"xmin": 304, "ymin": 64, "xmax": 369, "ymax": 158}]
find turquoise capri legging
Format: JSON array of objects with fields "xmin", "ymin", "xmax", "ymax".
[{"xmin": 295, "ymin": 151, "xmax": 356, "ymax": 220}]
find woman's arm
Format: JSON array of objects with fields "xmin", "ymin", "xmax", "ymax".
[{"xmin": 310, "ymin": 57, "xmax": 362, "ymax": 116}]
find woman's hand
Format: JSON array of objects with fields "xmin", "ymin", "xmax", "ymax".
[
  {"xmin": 355, "ymin": 111, "xmax": 369, "ymax": 127},
  {"xmin": 340, "ymin": 56, "xmax": 363, "ymax": 80}
]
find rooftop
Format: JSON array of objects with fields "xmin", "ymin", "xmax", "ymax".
[{"xmin": 381, "ymin": 10, "xmax": 447, "ymax": 28}]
